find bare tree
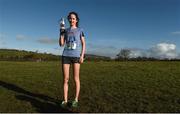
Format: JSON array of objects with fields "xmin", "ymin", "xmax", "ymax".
[{"xmin": 116, "ymin": 49, "xmax": 131, "ymax": 60}]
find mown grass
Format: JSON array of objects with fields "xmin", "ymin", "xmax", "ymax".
[{"xmin": 0, "ymin": 61, "xmax": 180, "ymax": 112}]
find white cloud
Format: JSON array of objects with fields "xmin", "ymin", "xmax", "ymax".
[
  {"xmin": 16, "ymin": 34, "xmax": 28, "ymax": 40},
  {"xmin": 151, "ymin": 43, "xmax": 176, "ymax": 52},
  {"xmin": 86, "ymin": 43, "xmax": 119, "ymax": 58},
  {"xmin": 37, "ymin": 37, "xmax": 58, "ymax": 44},
  {"xmin": 149, "ymin": 43, "xmax": 177, "ymax": 59},
  {"xmin": 128, "ymin": 43, "xmax": 178, "ymax": 59},
  {"xmin": 171, "ymin": 31, "xmax": 180, "ymax": 35}
]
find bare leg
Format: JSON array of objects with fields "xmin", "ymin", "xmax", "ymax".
[
  {"xmin": 73, "ymin": 63, "xmax": 80, "ymax": 101},
  {"xmin": 62, "ymin": 64, "xmax": 70, "ymax": 102}
]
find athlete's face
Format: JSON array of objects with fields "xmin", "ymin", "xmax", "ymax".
[{"xmin": 68, "ymin": 14, "xmax": 77, "ymax": 27}]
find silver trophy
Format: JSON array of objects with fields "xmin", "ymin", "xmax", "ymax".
[{"xmin": 60, "ymin": 18, "xmax": 65, "ymax": 34}]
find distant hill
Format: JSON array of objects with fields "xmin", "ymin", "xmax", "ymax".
[
  {"xmin": 0, "ymin": 49, "xmax": 60, "ymax": 61},
  {"xmin": 85, "ymin": 54, "xmax": 111, "ymax": 61},
  {"xmin": 0, "ymin": 49, "xmax": 111, "ymax": 61}
]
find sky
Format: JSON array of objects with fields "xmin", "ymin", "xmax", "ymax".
[{"xmin": 0, "ymin": 0, "xmax": 180, "ymax": 58}]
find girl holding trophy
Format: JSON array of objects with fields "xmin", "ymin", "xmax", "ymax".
[{"xmin": 59, "ymin": 12, "xmax": 86, "ymax": 108}]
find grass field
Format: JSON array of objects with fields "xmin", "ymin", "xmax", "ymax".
[{"xmin": 0, "ymin": 61, "xmax": 180, "ymax": 112}]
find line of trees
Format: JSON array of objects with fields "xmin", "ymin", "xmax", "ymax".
[
  {"xmin": 115, "ymin": 49, "xmax": 180, "ymax": 61},
  {"xmin": 1, "ymin": 49, "xmax": 180, "ymax": 62}
]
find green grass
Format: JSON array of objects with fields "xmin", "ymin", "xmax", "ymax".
[{"xmin": 0, "ymin": 61, "xmax": 180, "ymax": 112}]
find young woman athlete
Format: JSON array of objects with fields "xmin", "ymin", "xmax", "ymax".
[{"xmin": 59, "ymin": 11, "xmax": 86, "ymax": 108}]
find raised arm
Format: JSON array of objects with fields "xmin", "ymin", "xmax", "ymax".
[{"xmin": 59, "ymin": 34, "xmax": 65, "ymax": 47}]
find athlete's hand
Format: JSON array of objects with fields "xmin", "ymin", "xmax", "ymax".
[{"xmin": 79, "ymin": 56, "xmax": 84, "ymax": 64}]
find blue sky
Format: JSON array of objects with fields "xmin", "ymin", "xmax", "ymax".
[{"xmin": 0, "ymin": 0, "xmax": 180, "ymax": 58}]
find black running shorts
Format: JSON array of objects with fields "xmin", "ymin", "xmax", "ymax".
[{"xmin": 62, "ymin": 56, "xmax": 80, "ymax": 64}]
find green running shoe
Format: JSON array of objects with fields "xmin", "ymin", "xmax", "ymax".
[
  {"xmin": 71, "ymin": 100, "xmax": 78, "ymax": 108},
  {"xmin": 60, "ymin": 101, "xmax": 68, "ymax": 108}
]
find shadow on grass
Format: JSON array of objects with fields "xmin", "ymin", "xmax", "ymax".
[{"xmin": 0, "ymin": 80, "xmax": 74, "ymax": 112}]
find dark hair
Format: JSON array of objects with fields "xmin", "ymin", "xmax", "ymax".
[{"xmin": 67, "ymin": 11, "xmax": 79, "ymax": 27}]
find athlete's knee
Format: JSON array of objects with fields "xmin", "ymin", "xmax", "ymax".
[
  {"xmin": 64, "ymin": 77, "xmax": 69, "ymax": 83},
  {"xmin": 74, "ymin": 76, "xmax": 80, "ymax": 83}
]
